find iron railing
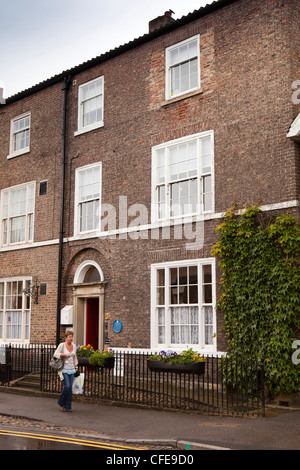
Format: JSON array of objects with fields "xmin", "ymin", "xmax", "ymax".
[
  {"xmin": 0, "ymin": 343, "xmax": 45, "ymax": 385},
  {"xmin": 0, "ymin": 344, "xmax": 265, "ymax": 416}
]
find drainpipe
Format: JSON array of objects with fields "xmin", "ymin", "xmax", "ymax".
[{"xmin": 56, "ymin": 75, "xmax": 72, "ymax": 346}]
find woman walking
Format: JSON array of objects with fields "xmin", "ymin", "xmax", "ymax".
[{"xmin": 54, "ymin": 330, "xmax": 79, "ymax": 412}]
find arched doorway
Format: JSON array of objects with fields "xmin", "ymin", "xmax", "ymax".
[{"xmin": 72, "ymin": 261, "xmax": 105, "ymax": 350}]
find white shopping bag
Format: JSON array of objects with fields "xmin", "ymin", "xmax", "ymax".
[{"xmin": 72, "ymin": 373, "xmax": 84, "ymax": 395}]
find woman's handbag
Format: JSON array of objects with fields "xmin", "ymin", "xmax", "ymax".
[{"xmin": 50, "ymin": 355, "xmax": 63, "ymax": 370}]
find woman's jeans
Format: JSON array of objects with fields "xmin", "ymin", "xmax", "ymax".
[{"xmin": 58, "ymin": 373, "xmax": 74, "ymax": 410}]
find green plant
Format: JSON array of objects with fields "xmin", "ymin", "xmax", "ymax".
[
  {"xmin": 88, "ymin": 348, "xmax": 114, "ymax": 367},
  {"xmin": 212, "ymin": 203, "xmax": 300, "ymax": 395},
  {"xmin": 149, "ymin": 348, "xmax": 205, "ymax": 364}
]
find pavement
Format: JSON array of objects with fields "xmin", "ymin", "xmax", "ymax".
[{"xmin": 1, "ymin": 388, "xmax": 300, "ymax": 450}]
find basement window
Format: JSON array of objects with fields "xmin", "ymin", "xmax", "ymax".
[
  {"xmin": 40, "ymin": 283, "xmax": 47, "ymax": 295},
  {"xmin": 39, "ymin": 181, "xmax": 47, "ymax": 196}
]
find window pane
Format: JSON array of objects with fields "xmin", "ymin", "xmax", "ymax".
[
  {"xmin": 3, "ymin": 192, "xmax": 9, "ymax": 217},
  {"xmin": 157, "ymin": 148, "xmax": 165, "ymax": 168},
  {"xmin": 204, "ymin": 306, "xmax": 213, "ymax": 345},
  {"xmin": 179, "ymin": 267, "xmax": 187, "ymax": 285},
  {"xmin": 157, "ymin": 308, "xmax": 165, "ymax": 343},
  {"xmin": 171, "ymin": 287, "xmax": 178, "ymax": 304},
  {"xmin": 25, "ymin": 280, "xmax": 31, "ymax": 309},
  {"xmin": 203, "ymin": 265, "xmax": 212, "ymax": 283},
  {"xmin": 188, "ymin": 39, "xmax": 198, "ymax": 58},
  {"xmin": 0, "ymin": 282, "xmax": 3, "ymax": 309},
  {"xmin": 157, "ymin": 287, "xmax": 165, "ymax": 305},
  {"xmin": 6, "ymin": 311, "xmax": 22, "ymax": 339},
  {"xmin": 157, "ymin": 269, "xmax": 165, "ymax": 286},
  {"xmin": 189, "ymin": 58, "xmax": 198, "ymax": 88},
  {"xmin": 170, "ymin": 268, "xmax": 177, "ymax": 285},
  {"xmin": 202, "ymin": 137, "xmax": 211, "ymax": 156},
  {"xmin": 158, "ymin": 185, "xmax": 166, "ymax": 219},
  {"xmin": 189, "ymin": 266, "xmax": 197, "ymax": 284},
  {"xmin": 178, "ymin": 286, "xmax": 188, "ymax": 304},
  {"xmin": 10, "ymin": 216, "xmax": 26, "ymax": 243},
  {"xmin": 178, "ymin": 44, "xmax": 188, "ymax": 62},
  {"xmin": 2, "ymin": 220, "xmax": 7, "ymax": 245},
  {"xmin": 157, "ymin": 166, "xmax": 165, "ymax": 185},
  {"xmin": 181, "ymin": 325, "xmax": 189, "ymax": 343},
  {"xmin": 25, "ymin": 311, "xmax": 30, "ymax": 340},
  {"xmin": 203, "ymin": 265, "xmax": 212, "ymax": 303},
  {"xmin": 203, "ymin": 175, "xmax": 212, "ymax": 211},
  {"xmin": 169, "ymin": 48, "xmax": 178, "ymax": 65},
  {"xmin": 80, "ymin": 200, "xmax": 99, "ymax": 232},
  {"xmin": 170, "ymin": 179, "xmax": 198, "ymax": 216},
  {"xmin": 170, "ymin": 306, "xmax": 199, "ymax": 344},
  {"xmin": 189, "ymin": 285, "xmax": 198, "ymax": 303},
  {"xmin": 191, "ymin": 325, "xmax": 199, "ymax": 344}
]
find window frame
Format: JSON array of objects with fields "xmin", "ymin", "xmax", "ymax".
[
  {"xmin": 151, "ymin": 258, "xmax": 216, "ymax": 352},
  {"xmin": 0, "ymin": 277, "xmax": 31, "ymax": 344},
  {"xmin": 165, "ymin": 35, "xmax": 200, "ymax": 101},
  {"xmin": 74, "ymin": 162, "xmax": 102, "ymax": 237},
  {"xmin": 8, "ymin": 112, "xmax": 31, "ymax": 159},
  {"xmin": 75, "ymin": 76, "xmax": 104, "ymax": 136},
  {"xmin": 0, "ymin": 182, "xmax": 35, "ymax": 248},
  {"xmin": 151, "ymin": 131, "xmax": 214, "ymax": 224}
]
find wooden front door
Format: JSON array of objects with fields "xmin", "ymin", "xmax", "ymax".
[{"xmin": 86, "ymin": 298, "xmax": 99, "ymax": 350}]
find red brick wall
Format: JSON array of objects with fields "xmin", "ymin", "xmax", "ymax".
[{"xmin": 0, "ymin": 0, "xmax": 299, "ymax": 348}]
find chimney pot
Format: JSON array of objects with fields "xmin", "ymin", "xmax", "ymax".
[
  {"xmin": 149, "ymin": 10, "xmax": 175, "ymax": 33},
  {"xmin": 0, "ymin": 88, "xmax": 6, "ymax": 105}
]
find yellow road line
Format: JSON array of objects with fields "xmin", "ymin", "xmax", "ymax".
[{"xmin": 0, "ymin": 429, "xmax": 148, "ymax": 450}]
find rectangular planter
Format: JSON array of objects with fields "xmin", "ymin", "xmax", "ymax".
[
  {"xmin": 77, "ymin": 356, "xmax": 115, "ymax": 369},
  {"xmin": 147, "ymin": 359, "xmax": 205, "ymax": 375}
]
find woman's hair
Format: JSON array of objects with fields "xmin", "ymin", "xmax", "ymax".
[{"xmin": 65, "ymin": 330, "xmax": 74, "ymax": 338}]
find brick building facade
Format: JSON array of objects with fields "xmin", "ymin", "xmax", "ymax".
[{"xmin": 0, "ymin": 0, "xmax": 299, "ymax": 354}]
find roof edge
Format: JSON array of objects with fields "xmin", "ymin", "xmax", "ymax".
[{"xmin": 2, "ymin": 0, "xmax": 238, "ymax": 106}]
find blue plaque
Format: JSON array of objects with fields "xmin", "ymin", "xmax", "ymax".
[{"xmin": 113, "ymin": 319, "xmax": 123, "ymax": 333}]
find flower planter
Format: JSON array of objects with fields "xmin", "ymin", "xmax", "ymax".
[
  {"xmin": 147, "ymin": 359, "xmax": 205, "ymax": 375},
  {"xmin": 102, "ymin": 356, "xmax": 115, "ymax": 369},
  {"xmin": 77, "ymin": 357, "xmax": 90, "ymax": 366},
  {"xmin": 77, "ymin": 356, "xmax": 115, "ymax": 369}
]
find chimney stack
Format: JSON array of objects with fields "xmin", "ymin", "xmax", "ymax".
[
  {"xmin": 0, "ymin": 88, "xmax": 6, "ymax": 105},
  {"xmin": 149, "ymin": 10, "xmax": 175, "ymax": 33}
]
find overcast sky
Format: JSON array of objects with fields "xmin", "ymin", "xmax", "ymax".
[{"xmin": 1, "ymin": 0, "xmax": 215, "ymax": 98}]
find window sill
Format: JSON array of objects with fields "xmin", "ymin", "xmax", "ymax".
[
  {"xmin": 74, "ymin": 122, "xmax": 104, "ymax": 136},
  {"xmin": 1, "ymin": 241, "xmax": 34, "ymax": 250},
  {"xmin": 161, "ymin": 88, "xmax": 203, "ymax": 107},
  {"xmin": 7, "ymin": 148, "xmax": 30, "ymax": 159},
  {"xmin": 151, "ymin": 211, "xmax": 214, "ymax": 226}
]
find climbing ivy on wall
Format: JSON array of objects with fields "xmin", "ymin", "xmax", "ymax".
[{"xmin": 211, "ymin": 204, "xmax": 300, "ymax": 395}]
